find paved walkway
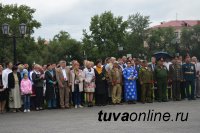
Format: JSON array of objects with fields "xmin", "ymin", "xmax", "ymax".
[{"xmin": 0, "ymin": 99, "xmax": 200, "ymax": 133}]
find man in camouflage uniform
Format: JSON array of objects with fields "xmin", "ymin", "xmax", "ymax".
[
  {"xmin": 154, "ymin": 58, "xmax": 168, "ymax": 102},
  {"xmin": 139, "ymin": 60, "xmax": 154, "ymax": 103},
  {"xmin": 169, "ymin": 56, "xmax": 183, "ymax": 101},
  {"xmin": 110, "ymin": 61, "xmax": 123, "ymax": 104}
]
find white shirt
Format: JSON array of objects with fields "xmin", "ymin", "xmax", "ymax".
[
  {"xmin": 83, "ymin": 68, "xmax": 95, "ymax": 83},
  {"xmin": 61, "ymin": 67, "xmax": 67, "ymax": 81},
  {"xmin": 2, "ymin": 68, "xmax": 12, "ymax": 89},
  {"xmin": 29, "ymin": 71, "xmax": 34, "ymax": 84},
  {"xmin": 164, "ymin": 62, "xmax": 172, "ymax": 70}
]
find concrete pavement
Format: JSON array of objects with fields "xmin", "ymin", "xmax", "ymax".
[{"xmin": 0, "ymin": 99, "xmax": 200, "ymax": 133}]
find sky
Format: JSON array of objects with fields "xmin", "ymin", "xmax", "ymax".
[{"xmin": 1, "ymin": 0, "xmax": 200, "ymax": 41}]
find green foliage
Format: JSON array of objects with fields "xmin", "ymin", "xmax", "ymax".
[
  {"xmin": 181, "ymin": 25, "xmax": 200, "ymax": 58},
  {"xmin": 147, "ymin": 27, "xmax": 176, "ymax": 55},
  {"xmin": 82, "ymin": 11, "xmax": 128, "ymax": 60},
  {"xmin": 125, "ymin": 13, "xmax": 150, "ymax": 57},
  {"xmin": 0, "ymin": 3, "xmax": 41, "ymax": 64},
  {"xmin": 1, "ymin": 3, "xmax": 200, "ymax": 65}
]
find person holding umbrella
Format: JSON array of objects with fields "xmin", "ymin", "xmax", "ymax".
[{"xmin": 154, "ymin": 58, "xmax": 168, "ymax": 102}]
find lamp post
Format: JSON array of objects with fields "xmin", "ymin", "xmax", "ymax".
[
  {"xmin": 118, "ymin": 44, "xmax": 123, "ymax": 57},
  {"xmin": 66, "ymin": 55, "xmax": 72, "ymax": 65},
  {"xmin": 2, "ymin": 23, "xmax": 27, "ymax": 64}
]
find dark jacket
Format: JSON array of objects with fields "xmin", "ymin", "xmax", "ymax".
[
  {"xmin": 8, "ymin": 72, "xmax": 21, "ymax": 89},
  {"xmin": 32, "ymin": 72, "xmax": 44, "ymax": 88},
  {"xmin": 169, "ymin": 64, "xmax": 183, "ymax": 81},
  {"xmin": 45, "ymin": 70, "xmax": 56, "ymax": 100},
  {"xmin": 182, "ymin": 63, "xmax": 196, "ymax": 81},
  {"xmin": 94, "ymin": 67, "xmax": 107, "ymax": 94}
]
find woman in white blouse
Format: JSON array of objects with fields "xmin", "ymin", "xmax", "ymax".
[
  {"xmin": 70, "ymin": 62, "xmax": 84, "ymax": 109},
  {"xmin": 83, "ymin": 61, "xmax": 95, "ymax": 107}
]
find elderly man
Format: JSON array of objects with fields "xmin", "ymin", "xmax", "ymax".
[
  {"xmin": 154, "ymin": 58, "xmax": 168, "ymax": 102},
  {"xmin": 169, "ymin": 56, "xmax": 183, "ymax": 101},
  {"xmin": 56, "ymin": 60, "xmax": 71, "ymax": 108},
  {"xmin": 148, "ymin": 57, "xmax": 157, "ymax": 100},
  {"xmin": 105, "ymin": 57, "xmax": 116, "ymax": 104},
  {"xmin": 191, "ymin": 56, "xmax": 200, "ymax": 98},
  {"xmin": 139, "ymin": 60, "xmax": 154, "ymax": 103},
  {"xmin": 110, "ymin": 61, "xmax": 123, "ymax": 104}
]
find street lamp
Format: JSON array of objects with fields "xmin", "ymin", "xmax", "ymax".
[
  {"xmin": 2, "ymin": 23, "xmax": 9, "ymax": 35},
  {"xmin": 19, "ymin": 23, "xmax": 27, "ymax": 35},
  {"xmin": 118, "ymin": 44, "xmax": 123, "ymax": 57},
  {"xmin": 2, "ymin": 23, "xmax": 27, "ymax": 64}
]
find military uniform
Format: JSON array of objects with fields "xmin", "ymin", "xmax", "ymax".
[
  {"xmin": 169, "ymin": 63, "xmax": 183, "ymax": 101},
  {"xmin": 154, "ymin": 65, "xmax": 168, "ymax": 102},
  {"xmin": 110, "ymin": 67, "xmax": 123, "ymax": 104},
  {"xmin": 182, "ymin": 63, "xmax": 196, "ymax": 100},
  {"xmin": 139, "ymin": 66, "xmax": 153, "ymax": 103}
]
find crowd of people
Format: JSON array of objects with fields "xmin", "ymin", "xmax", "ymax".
[{"xmin": 0, "ymin": 54, "xmax": 200, "ymax": 113}]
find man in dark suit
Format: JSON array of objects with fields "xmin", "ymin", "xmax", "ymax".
[
  {"xmin": 148, "ymin": 57, "xmax": 157, "ymax": 101},
  {"xmin": 178, "ymin": 56, "xmax": 186, "ymax": 99}
]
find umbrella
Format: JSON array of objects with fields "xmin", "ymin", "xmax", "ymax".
[{"xmin": 153, "ymin": 51, "xmax": 172, "ymax": 60}]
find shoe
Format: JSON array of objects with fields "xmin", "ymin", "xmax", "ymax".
[
  {"xmin": 147, "ymin": 100, "xmax": 153, "ymax": 103},
  {"xmin": 75, "ymin": 105, "xmax": 78, "ymax": 109},
  {"xmin": 17, "ymin": 109, "xmax": 21, "ymax": 112},
  {"xmin": 27, "ymin": 109, "xmax": 30, "ymax": 112},
  {"xmin": 162, "ymin": 100, "xmax": 168, "ymax": 102},
  {"xmin": 61, "ymin": 106, "xmax": 65, "ymax": 109},
  {"xmin": 36, "ymin": 107, "xmax": 39, "ymax": 111},
  {"xmin": 39, "ymin": 107, "xmax": 43, "ymax": 110},
  {"xmin": 78, "ymin": 105, "xmax": 83, "ymax": 108},
  {"xmin": 132, "ymin": 101, "xmax": 136, "ymax": 104},
  {"xmin": 24, "ymin": 109, "xmax": 27, "ymax": 113},
  {"xmin": 65, "ymin": 105, "xmax": 70, "ymax": 109},
  {"xmin": 88, "ymin": 103, "xmax": 91, "ymax": 107}
]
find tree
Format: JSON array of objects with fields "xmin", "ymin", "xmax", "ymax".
[
  {"xmin": 125, "ymin": 13, "xmax": 150, "ymax": 57},
  {"xmin": 181, "ymin": 25, "xmax": 200, "ymax": 58},
  {"xmin": 82, "ymin": 11, "xmax": 128, "ymax": 60},
  {"xmin": 0, "ymin": 3, "xmax": 41, "ymax": 64},
  {"xmin": 147, "ymin": 27, "xmax": 176, "ymax": 56},
  {"xmin": 46, "ymin": 31, "xmax": 83, "ymax": 64}
]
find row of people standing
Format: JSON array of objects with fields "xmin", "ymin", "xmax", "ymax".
[{"xmin": 1, "ymin": 54, "xmax": 200, "ymax": 113}]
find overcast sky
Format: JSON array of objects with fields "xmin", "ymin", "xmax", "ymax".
[{"xmin": 2, "ymin": 0, "xmax": 200, "ymax": 41}]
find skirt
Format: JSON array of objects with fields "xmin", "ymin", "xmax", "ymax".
[
  {"xmin": 0, "ymin": 89, "xmax": 7, "ymax": 101},
  {"xmin": 9, "ymin": 84, "xmax": 22, "ymax": 108},
  {"xmin": 84, "ymin": 82, "xmax": 95, "ymax": 93}
]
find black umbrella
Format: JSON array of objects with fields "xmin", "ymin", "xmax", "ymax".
[{"xmin": 153, "ymin": 51, "xmax": 172, "ymax": 60}]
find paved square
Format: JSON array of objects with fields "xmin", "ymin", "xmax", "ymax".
[{"xmin": 0, "ymin": 99, "xmax": 200, "ymax": 133}]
